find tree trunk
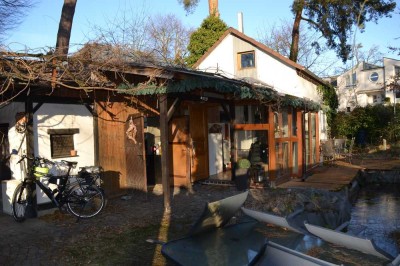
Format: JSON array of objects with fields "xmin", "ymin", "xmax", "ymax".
[
  {"xmin": 52, "ymin": 0, "xmax": 77, "ymax": 88},
  {"xmin": 55, "ymin": 0, "xmax": 77, "ymax": 59},
  {"xmin": 289, "ymin": 0, "xmax": 304, "ymax": 63}
]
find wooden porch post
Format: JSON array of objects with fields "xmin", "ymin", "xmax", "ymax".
[
  {"xmin": 25, "ymin": 100, "xmax": 34, "ymax": 158},
  {"xmin": 25, "ymin": 99, "xmax": 37, "ymax": 218},
  {"xmin": 268, "ymin": 106, "xmax": 276, "ymax": 181},
  {"xmin": 159, "ymin": 94, "xmax": 171, "ymax": 213}
]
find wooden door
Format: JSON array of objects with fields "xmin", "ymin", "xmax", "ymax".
[
  {"xmin": 125, "ymin": 114, "xmax": 147, "ymax": 191},
  {"xmin": 189, "ymin": 105, "xmax": 209, "ymax": 182},
  {"xmin": 169, "ymin": 116, "xmax": 190, "ymax": 186},
  {"xmin": 96, "ymin": 102, "xmax": 146, "ymax": 197}
]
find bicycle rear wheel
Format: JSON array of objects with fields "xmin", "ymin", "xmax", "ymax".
[
  {"xmin": 67, "ymin": 185, "xmax": 105, "ymax": 219},
  {"xmin": 12, "ymin": 183, "xmax": 27, "ymax": 222}
]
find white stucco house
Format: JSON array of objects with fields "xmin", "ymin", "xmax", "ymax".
[
  {"xmin": 193, "ymin": 27, "xmax": 329, "ymax": 140},
  {"xmin": 330, "ymin": 57, "xmax": 400, "ymax": 112}
]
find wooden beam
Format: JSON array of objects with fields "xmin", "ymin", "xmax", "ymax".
[
  {"xmin": 25, "ymin": 100, "xmax": 34, "ymax": 157},
  {"xmin": 268, "ymin": 106, "xmax": 276, "ymax": 181},
  {"xmin": 104, "ymin": 67, "xmax": 174, "ymax": 79},
  {"xmin": 32, "ymin": 102, "xmax": 43, "ymax": 114},
  {"xmin": 167, "ymin": 97, "xmax": 180, "ymax": 122},
  {"xmin": 220, "ymin": 102, "xmax": 231, "ymax": 120},
  {"xmin": 125, "ymin": 96, "xmax": 160, "ymax": 116},
  {"xmin": 233, "ymin": 124, "xmax": 269, "ymax": 130},
  {"xmin": 92, "ymin": 102, "xmax": 100, "ymax": 166},
  {"xmin": 84, "ymin": 103, "xmax": 94, "ymax": 115},
  {"xmin": 229, "ymin": 102, "xmax": 235, "ymax": 179},
  {"xmin": 159, "ymin": 94, "xmax": 171, "ymax": 213},
  {"xmin": 24, "ymin": 99, "xmax": 37, "ymax": 218}
]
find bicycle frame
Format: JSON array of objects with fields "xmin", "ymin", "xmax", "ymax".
[
  {"xmin": 34, "ymin": 176, "xmax": 68, "ymax": 208},
  {"xmin": 17, "ymin": 156, "xmax": 77, "ymax": 209}
]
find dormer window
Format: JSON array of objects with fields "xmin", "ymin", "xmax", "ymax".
[{"xmin": 238, "ymin": 51, "xmax": 255, "ymax": 69}]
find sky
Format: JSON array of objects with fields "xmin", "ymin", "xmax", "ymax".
[{"xmin": 4, "ymin": 0, "xmax": 400, "ymax": 68}]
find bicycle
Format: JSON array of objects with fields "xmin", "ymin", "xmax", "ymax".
[{"xmin": 12, "ymin": 155, "xmax": 105, "ymax": 222}]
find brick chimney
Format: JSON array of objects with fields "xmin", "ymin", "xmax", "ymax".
[{"xmin": 209, "ymin": 0, "xmax": 220, "ymax": 17}]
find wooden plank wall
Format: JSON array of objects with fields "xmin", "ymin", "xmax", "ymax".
[{"xmin": 96, "ymin": 101, "xmax": 142, "ymax": 197}]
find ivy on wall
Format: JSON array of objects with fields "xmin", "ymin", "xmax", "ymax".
[{"xmin": 317, "ymin": 83, "xmax": 338, "ymax": 132}]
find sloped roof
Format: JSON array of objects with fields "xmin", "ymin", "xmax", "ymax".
[
  {"xmin": 0, "ymin": 50, "xmax": 320, "ymax": 112},
  {"xmin": 193, "ymin": 27, "xmax": 325, "ymax": 86}
]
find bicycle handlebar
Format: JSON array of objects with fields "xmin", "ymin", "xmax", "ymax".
[
  {"xmin": 16, "ymin": 155, "xmax": 31, "ymax": 164},
  {"xmin": 16, "ymin": 155, "xmax": 55, "ymax": 166}
]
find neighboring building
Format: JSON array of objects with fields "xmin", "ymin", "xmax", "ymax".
[
  {"xmin": 331, "ymin": 57, "xmax": 400, "ymax": 112},
  {"xmin": 194, "ymin": 27, "xmax": 329, "ymax": 183}
]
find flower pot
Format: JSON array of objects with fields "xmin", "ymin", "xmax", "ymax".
[{"xmin": 70, "ymin": 150, "xmax": 77, "ymax": 156}]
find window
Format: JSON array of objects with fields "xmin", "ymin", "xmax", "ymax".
[
  {"xmin": 369, "ymin": 72, "xmax": 379, "ymax": 82},
  {"xmin": 352, "ymin": 72, "xmax": 357, "ymax": 85},
  {"xmin": 234, "ymin": 105, "xmax": 267, "ymax": 124},
  {"xmin": 373, "ymin": 95, "xmax": 377, "ymax": 103},
  {"xmin": 395, "ymin": 66, "xmax": 400, "ymax": 77},
  {"xmin": 346, "ymin": 72, "xmax": 357, "ymax": 87},
  {"xmin": 238, "ymin": 51, "xmax": 255, "ymax": 69},
  {"xmin": 48, "ymin": 128, "xmax": 79, "ymax": 158},
  {"xmin": 345, "ymin": 75, "xmax": 350, "ymax": 86}
]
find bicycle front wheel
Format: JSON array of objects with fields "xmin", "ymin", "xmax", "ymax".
[
  {"xmin": 67, "ymin": 185, "xmax": 105, "ymax": 219},
  {"xmin": 12, "ymin": 183, "xmax": 27, "ymax": 222}
]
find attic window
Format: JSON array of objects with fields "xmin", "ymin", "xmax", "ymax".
[{"xmin": 238, "ymin": 51, "xmax": 255, "ymax": 69}]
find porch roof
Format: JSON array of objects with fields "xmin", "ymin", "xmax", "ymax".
[
  {"xmin": 114, "ymin": 63, "xmax": 321, "ymax": 112},
  {"xmin": 0, "ymin": 53, "xmax": 320, "ymax": 112}
]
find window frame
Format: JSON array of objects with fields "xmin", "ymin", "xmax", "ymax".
[
  {"xmin": 47, "ymin": 128, "xmax": 79, "ymax": 158},
  {"xmin": 369, "ymin": 72, "xmax": 379, "ymax": 82},
  {"xmin": 238, "ymin": 51, "xmax": 255, "ymax": 69},
  {"xmin": 345, "ymin": 72, "xmax": 357, "ymax": 87},
  {"xmin": 395, "ymin": 66, "xmax": 400, "ymax": 77}
]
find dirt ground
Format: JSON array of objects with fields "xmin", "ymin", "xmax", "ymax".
[
  {"xmin": 1, "ymin": 182, "xmax": 396, "ymax": 265},
  {"xmin": 1, "ymin": 149, "xmax": 399, "ymax": 265}
]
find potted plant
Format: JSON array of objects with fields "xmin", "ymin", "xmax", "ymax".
[{"xmin": 235, "ymin": 158, "xmax": 250, "ymax": 190}]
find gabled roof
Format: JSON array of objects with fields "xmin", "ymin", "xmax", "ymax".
[{"xmin": 193, "ymin": 27, "xmax": 325, "ymax": 86}]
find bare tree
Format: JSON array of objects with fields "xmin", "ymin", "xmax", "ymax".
[
  {"xmin": 353, "ymin": 44, "xmax": 384, "ymax": 65},
  {"xmin": 90, "ymin": 9, "xmax": 192, "ymax": 66},
  {"xmin": 89, "ymin": 4, "xmax": 152, "ymax": 63},
  {"xmin": 257, "ymin": 19, "xmax": 337, "ymax": 76},
  {"xmin": 0, "ymin": 0, "xmax": 34, "ymax": 41},
  {"xmin": 332, "ymin": 44, "xmax": 385, "ymax": 75},
  {"xmin": 146, "ymin": 14, "xmax": 193, "ymax": 66}
]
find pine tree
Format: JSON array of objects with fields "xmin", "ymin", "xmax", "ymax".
[{"xmin": 186, "ymin": 15, "xmax": 228, "ymax": 66}]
